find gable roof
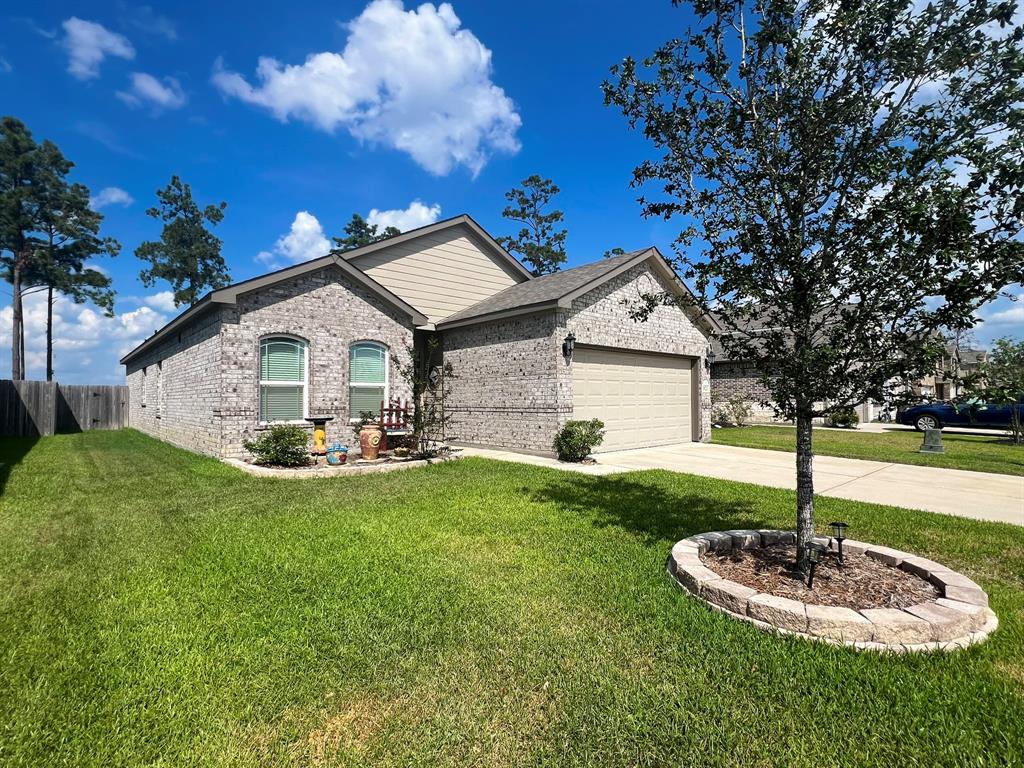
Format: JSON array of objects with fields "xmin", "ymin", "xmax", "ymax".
[
  {"xmin": 340, "ymin": 213, "xmax": 533, "ymax": 281},
  {"xmin": 436, "ymin": 247, "xmax": 721, "ymax": 334},
  {"xmin": 120, "ymin": 215, "xmax": 527, "ymax": 366},
  {"xmin": 119, "ymin": 253, "xmax": 429, "ymax": 365}
]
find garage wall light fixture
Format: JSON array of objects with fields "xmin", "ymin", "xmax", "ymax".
[{"xmin": 562, "ymin": 332, "xmax": 576, "ymax": 360}]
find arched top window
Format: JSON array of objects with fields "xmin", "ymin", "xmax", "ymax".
[
  {"xmin": 259, "ymin": 336, "xmax": 307, "ymax": 422},
  {"xmin": 349, "ymin": 341, "xmax": 387, "ymax": 420}
]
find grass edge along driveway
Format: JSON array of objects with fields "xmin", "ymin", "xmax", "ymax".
[
  {"xmin": 712, "ymin": 424, "xmax": 1024, "ymax": 476},
  {"xmin": 0, "ymin": 429, "xmax": 1022, "ymax": 767}
]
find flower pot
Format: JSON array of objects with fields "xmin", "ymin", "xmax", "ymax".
[
  {"xmin": 359, "ymin": 423, "xmax": 384, "ymax": 461},
  {"xmin": 326, "ymin": 443, "xmax": 348, "ymax": 465}
]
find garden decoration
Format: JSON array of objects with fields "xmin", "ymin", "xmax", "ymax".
[
  {"xmin": 359, "ymin": 421, "xmax": 385, "ymax": 461},
  {"xmin": 830, "ymin": 521, "xmax": 849, "ymax": 564},
  {"xmin": 920, "ymin": 428, "xmax": 945, "ymax": 454},
  {"xmin": 668, "ymin": 530, "xmax": 997, "ymax": 652},
  {"xmin": 304, "ymin": 416, "xmax": 334, "ymax": 456},
  {"xmin": 326, "ymin": 442, "xmax": 348, "ymax": 465},
  {"xmin": 804, "ymin": 541, "xmax": 827, "ymax": 589}
]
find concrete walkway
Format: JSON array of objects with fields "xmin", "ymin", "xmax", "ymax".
[{"xmin": 458, "ymin": 443, "xmax": 1024, "ymax": 526}]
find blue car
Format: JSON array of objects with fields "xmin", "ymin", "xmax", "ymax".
[{"xmin": 897, "ymin": 399, "xmax": 1023, "ymax": 431}]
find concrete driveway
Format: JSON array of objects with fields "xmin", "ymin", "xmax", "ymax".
[{"xmin": 460, "ymin": 442, "xmax": 1024, "ymax": 526}]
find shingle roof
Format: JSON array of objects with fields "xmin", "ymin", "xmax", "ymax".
[{"xmin": 437, "ymin": 249, "xmax": 649, "ymax": 327}]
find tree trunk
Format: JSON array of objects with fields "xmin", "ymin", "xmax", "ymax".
[
  {"xmin": 46, "ymin": 285, "xmax": 54, "ymax": 382},
  {"xmin": 11, "ymin": 259, "xmax": 23, "ymax": 380},
  {"xmin": 795, "ymin": 409, "xmax": 816, "ymax": 569}
]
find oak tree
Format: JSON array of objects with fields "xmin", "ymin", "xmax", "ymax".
[{"xmin": 604, "ymin": 0, "xmax": 1024, "ymax": 564}]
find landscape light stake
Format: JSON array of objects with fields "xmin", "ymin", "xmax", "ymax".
[
  {"xmin": 829, "ymin": 521, "xmax": 849, "ymax": 564},
  {"xmin": 804, "ymin": 542, "xmax": 827, "ymax": 590}
]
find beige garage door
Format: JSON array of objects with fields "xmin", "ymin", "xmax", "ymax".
[{"xmin": 572, "ymin": 347, "xmax": 693, "ymax": 452}]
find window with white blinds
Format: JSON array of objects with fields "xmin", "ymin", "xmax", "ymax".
[
  {"xmin": 259, "ymin": 337, "xmax": 307, "ymax": 422},
  {"xmin": 349, "ymin": 342, "xmax": 387, "ymax": 419}
]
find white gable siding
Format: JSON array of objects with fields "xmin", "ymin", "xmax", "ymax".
[{"xmin": 349, "ymin": 227, "xmax": 525, "ymax": 324}]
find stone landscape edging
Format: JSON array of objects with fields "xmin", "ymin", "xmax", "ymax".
[
  {"xmin": 668, "ymin": 530, "xmax": 998, "ymax": 653},
  {"xmin": 223, "ymin": 453, "xmax": 460, "ymax": 478}
]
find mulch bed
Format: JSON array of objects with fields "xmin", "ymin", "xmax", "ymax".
[{"xmin": 702, "ymin": 544, "xmax": 939, "ymax": 609}]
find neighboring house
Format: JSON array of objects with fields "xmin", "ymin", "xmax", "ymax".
[
  {"xmin": 709, "ymin": 312, "xmax": 988, "ymax": 423},
  {"xmin": 121, "ymin": 215, "xmax": 718, "ymax": 458},
  {"xmin": 708, "ymin": 313, "xmax": 793, "ymax": 423},
  {"xmin": 931, "ymin": 344, "xmax": 988, "ymax": 401}
]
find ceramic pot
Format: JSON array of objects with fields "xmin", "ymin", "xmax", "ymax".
[
  {"xmin": 359, "ymin": 423, "xmax": 384, "ymax": 460},
  {"xmin": 326, "ymin": 443, "xmax": 348, "ymax": 465}
]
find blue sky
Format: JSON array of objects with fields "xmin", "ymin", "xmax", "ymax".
[{"xmin": 1, "ymin": 1, "xmax": 1020, "ymax": 383}]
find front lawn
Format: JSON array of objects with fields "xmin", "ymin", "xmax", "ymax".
[
  {"xmin": 1, "ymin": 430, "xmax": 1022, "ymax": 767},
  {"xmin": 713, "ymin": 424, "xmax": 1024, "ymax": 476}
]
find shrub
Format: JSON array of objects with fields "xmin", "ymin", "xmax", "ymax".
[
  {"xmin": 554, "ymin": 419, "xmax": 605, "ymax": 462},
  {"xmin": 243, "ymin": 425, "xmax": 310, "ymax": 467},
  {"xmin": 828, "ymin": 407, "xmax": 860, "ymax": 428},
  {"xmin": 712, "ymin": 395, "xmax": 753, "ymax": 427},
  {"xmin": 352, "ymin": 410, "xmax": 379, "ymax": 439}
]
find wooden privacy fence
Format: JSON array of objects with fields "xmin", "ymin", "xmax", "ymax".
[{"xmin": 0, "ymin": 380, "xmax": 129, "ymax": 437}]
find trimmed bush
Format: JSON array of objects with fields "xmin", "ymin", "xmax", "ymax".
[
  {"xmin": 243, "ymin": 425, "xmax": 310, "ymax": 467},
  {"xmin": 828, "ymin": 407, "xmax": 860, "ymax": 428},
  {"xmin": 554, "ymin": 419, "xmax": 605, "ymax": 462}
]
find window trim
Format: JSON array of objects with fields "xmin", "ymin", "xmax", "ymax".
[
  {"xmin": 259, "ymin": 335, "xmax": 309, "ymax": 424},
  {"xmin": 349, "ymin": 340, "xmax": 389, "ymax": 422}
]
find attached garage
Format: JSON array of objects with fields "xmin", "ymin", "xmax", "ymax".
[
  {"xmin": 572, "ymin": 346, "xmax": 694, "ymax": 452},
  {"xmin": 436, "ymin": 245, "xmax": 719, "ymax": 453}
]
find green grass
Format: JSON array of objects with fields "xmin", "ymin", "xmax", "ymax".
[
  {"xmin": 713, "ymin": 425, "xmax": 1024, "ymax": 476},
  {"xmin": 1, "ymin": 430, "xmax": 1022, "ymax": 767}
]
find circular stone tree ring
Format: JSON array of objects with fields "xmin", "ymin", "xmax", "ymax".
[{"xmin": 668, "ymin": 531, "xmax": 997, "ymax": 653}]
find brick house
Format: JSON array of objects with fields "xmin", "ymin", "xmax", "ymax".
[
  {"xmin": 121, "ymin": 215, "xmax": 719, "ymax": 458},
  {"xmin": 708, "ymin": 313, "xmax": 983, "ymax": 424}
]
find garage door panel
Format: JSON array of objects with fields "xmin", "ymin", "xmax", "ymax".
[{"xmin": 572, "ymin": 347, "xmax": 692, "ymax": 452}]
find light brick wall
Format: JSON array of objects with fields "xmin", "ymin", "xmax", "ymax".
[
  {"xmin": 127, "ymin": 260, "xmax": 714, "ymax": 458},
  {"xmin": 562, "ymin": 262, "xmax": 712, "ymax": 442},
  {"xmin": 125, "ymin": 307, "xmax": 224, "ymax": 456},
  {"xmin": 443, "ymin": 261, "xmax": 713, "ymax": 452},
  {"xmin": 442, "ymin": 311, "xmax": 564, "ymax": 450},
  {"xmin": 710, "ymin": 361, "xmax": 784, "ymax": 423},
  {"xmin": 126, "ymin": 265, "xmax": 415, "ymax": 459},
  {"xmin": 218, "ymin": 265, "xmax": 414, "ymax": 458}
]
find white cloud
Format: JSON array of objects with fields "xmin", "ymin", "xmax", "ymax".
[
  {"xmin": 61, "ymin": 17, "xmax": 135, "ymax": 80},
  {"xmin": 90, "ymin": 186, "xmax": 134, "ymax": 209},
  {"xmin": 0, "ymin": 292, "xmax": 168, "ymax": 383},
  {"xmin": 256, "ymin": 211, "xmax": 331, "ymax": 269},
  {"xmin": 117, "ymin": 72, "xmax": 186, "ymax": 110},
  {"xmin": 981, "ymin": 295, "xmax": 1024, "ymax": 326},
  {"xmin": 0, "ymin": 57, "xmax": 11, "ymax": 74},
  {"xmin": 987, "ymin": 304, "xmax": 1024, "ymax": 324},
  {"xmin": 211, "ymin": 0, "xmax": 520, "ymax": 176},
  {"xmin": 367, "ymin": 200, "xmax": 442, "ymax": 232},
  {"xmin": 144, "ymin": 291, "xmax": 178, "ymax": 313},
  {"xmin": 127, "ymin": 6, "xmax": 178, "ymax": 41},
  {"xmin": 975, "ymin": 289, "xmax": 1024, "ymax": 345}
]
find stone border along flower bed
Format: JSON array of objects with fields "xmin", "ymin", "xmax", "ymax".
[
  {"xmin": 668, "ymin": 530, "xmax": 998, "ymax": 652},
  {"xmin": 223, "ymin": 453, "xmax": 460, "ymax": 479}
]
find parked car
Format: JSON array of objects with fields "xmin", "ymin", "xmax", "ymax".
[{"xmin": 896, "ymin": 399, "xmax": 1023, "ymax": 431}]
